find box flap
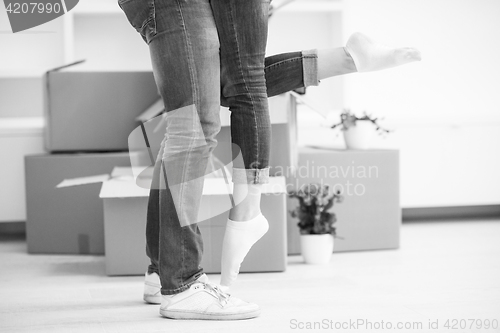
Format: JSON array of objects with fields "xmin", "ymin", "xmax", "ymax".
[
  {"xmin": 56, "ymin": 174, "xmax": 110, "ymax": 188},
  {"xmin": 45, "ymin": 60, "xmax": 86, "ymax": 74},
  {"xmin": 99, "ymin": 167, "xmax": 286, "ymax": 199},
  {"xmin": 111, "ymin": 166, "xmax": 137, "ymax": 178},
  {"xmin": 56, "ymin": 166, "xmax": 151, "ymax": 189},
  {"xmin": 99, "ymin": 177, "xmax": 150, "ymax": 198}
]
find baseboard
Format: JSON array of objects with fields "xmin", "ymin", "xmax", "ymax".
[
  {"xmin": 0, "ymin": 221, "xmax": 26, "ymax": 238},
  {"xmin": 403, "ymin": 205, "xmax": 500, "ymax": 221},
  {"xmin": 1, "ymin": 206, "xmax": 498, "ymax": 237}
]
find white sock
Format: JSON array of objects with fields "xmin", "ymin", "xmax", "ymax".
[
  {"xmin": 345, "ymin": 32, "xmax": 421, "ymax": 72},
  {"xmin": 220, "ymin": 214, "xmax": 269, "ymax": 288}
]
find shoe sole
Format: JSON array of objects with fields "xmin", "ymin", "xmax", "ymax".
[
  {"xmin": 160, "ymin": 308, "xmax": 261, "ymax": 320},
  {"xmin": 144, "ymin": 294, "xmax": 161, "ymax": 304}
]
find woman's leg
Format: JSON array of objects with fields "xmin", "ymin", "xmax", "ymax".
[
  {"xmin": 221, "ymin": 32, "xmax": 421, "ymax": 106},
  {"xmin": 220, "ymin": 49, "xmax": 321, "ymax": 107},
  {"xmin": 211, "ymin": 0, "xmax": 272, "ymax": 290}
]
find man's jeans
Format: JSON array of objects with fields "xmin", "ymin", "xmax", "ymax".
[{"xmin": 119, "ymin": 0, "xmax": 319, "ymax": 295}]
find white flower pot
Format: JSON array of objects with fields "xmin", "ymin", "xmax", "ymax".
[
  {"xmin": 343, "ymin": 120, "xmax": 374, "ymax": 150},
  {"xmin": 300, "ymin": 234, "xmax": 334, "ymax": 264}
]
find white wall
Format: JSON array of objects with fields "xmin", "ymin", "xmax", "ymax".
[
  {"xmin": 342, "ymin": 0, "xmax": 500, "ymax": 123},
  {"xmin": 2, "ymin": 0, "xmax": 499, "ymax": 209},
  {"xmin": 339, "ymin": 0, "xmax": 500, "ymax": 207},
  {"xmin": 0, "ymin": 9, "xmax": 65, "ymax": 72}
]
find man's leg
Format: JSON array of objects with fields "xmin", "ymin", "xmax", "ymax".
[
  {"xmin": 143, "ymin": 151, "xmax": 162, "ymax": 304},
  {"xmin": 145, "ymin": 0, "xmax": 220, "ymax": 295}
]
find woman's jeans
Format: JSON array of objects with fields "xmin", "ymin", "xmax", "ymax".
[{"xmin": 119, "ymin": 0, "xmax": 319, "ymax": 295}]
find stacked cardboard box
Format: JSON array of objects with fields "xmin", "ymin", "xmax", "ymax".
[
  {"xmin": 25, "ymin": 153, "xmax": 132, "ymax": 254},
  {"xmin": 26, "ymin": 63, "xmax": 295, "ymax": 273},
  {"xmin": 25, "ymin": 62, "xmax": 160, "ymax": 254},
  {"xmin": 43, "ymin": 62, "xmax": 160, "ymax": 152}
]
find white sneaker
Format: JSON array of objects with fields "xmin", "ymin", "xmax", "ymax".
[
  {"xmin": 143, "ymin": 272, "xmax": 161, "ymax": 304},
  {"xmin": 160, "ymin": 274, "xmax": 260, "ymax": 320}
]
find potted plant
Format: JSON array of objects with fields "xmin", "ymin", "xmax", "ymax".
[
  {"xmin": 289, "ymin": 183, "xmax": 343, "ymax": 264},
  {"xmin": 330, "ymin": 109, "xmax": 391, "ymax": 149}
]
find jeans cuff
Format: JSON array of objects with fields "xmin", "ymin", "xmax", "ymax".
[
  {"xmin": 232, "ymin": 167, "xmax": 270, "ymax": 184},
  {"xmin": 161, "ymin": 284, "xmax": 191, "ymax": 295},
  {"xmin": 302, "ymin": 49, "xmax": 319, "ymax": 87}
]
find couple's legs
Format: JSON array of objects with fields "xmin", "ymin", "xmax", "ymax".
[
  {"xmin": 143, "ymin": 0, "xmax": 270, "ymax": 320},
  {"xmin": 144, "ymin": 1, "xmax": 422, "ymax": 295},
  {"xmin": 121, "ymin": 0, "xmax": 421, "ymax": 321},
  {"xmin": 145, "ymin": 0, "xmax": 272, "ymax": 295}
]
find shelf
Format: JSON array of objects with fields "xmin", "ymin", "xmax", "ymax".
[
  {"xmin": 0, "ymin": 117, "xmax": 44, "ymax": 136},
  {"xmin": 0, "ymin": 70, "xmax": 45, "ymax": 78},
  {"xmin": 278, "ymin": 0, "xmax": 343, "ymax": 13},
  {"xmin": 71, "ymin": 0, "xmax": 342, "ymax": 15},
  {"xmin": 72, "ymin": 2, "xmax": 121, "ymax": 15}
]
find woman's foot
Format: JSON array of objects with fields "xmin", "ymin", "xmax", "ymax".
[
  {"xmin": 220, "ymin": 214, "xmax": 269, "ymax": 289},
  {"xmin": 345, "ymin": 32, "xmax": 421, "ymax": 72}
]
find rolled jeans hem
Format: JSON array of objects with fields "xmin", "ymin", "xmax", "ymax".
[
  {"xmin": 232, "ymin": 167, "xmax": 270, "ymax": 184},
  {"xmin": 161, "ymin": 282, "xmax": 193, "ymax": 296},
  {"xmin": 302, "ymin": 49, "xmax": 319, "ymax": 87}
]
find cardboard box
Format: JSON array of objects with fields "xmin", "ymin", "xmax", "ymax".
[
  {"xmin": 286, "ymin": 147, "xmax": 401, "ymax": 254},
  {"xmin": 43, "ymin": 62, "xmax": 159, "ymax": 152},
  {"xmin": 25, "ymin": 152, "xmax": 131, "ymax": 254},
  {"xmin": 99, "ymin": 169, "xmax": 287, "ymax": 276}
]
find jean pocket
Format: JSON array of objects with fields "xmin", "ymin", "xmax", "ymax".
[{"xmin": 118, "ymin": 0, "xmax": 157, "ymax": 44}]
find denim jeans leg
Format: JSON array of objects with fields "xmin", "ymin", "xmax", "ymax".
[
  {"xmin": 220, "ymin": 50, "xmax": 319, "ymax": 107},
  {"xmin": 212, "ymin": 0, "xmax": 271, "ymax": 184},
  {"xmin": 264, "ymin": 50, "xmax": 319, "ymax": 97},
  {"xmin": 146, "ymin": 0, "xmax": 221, "ymax": 295}
]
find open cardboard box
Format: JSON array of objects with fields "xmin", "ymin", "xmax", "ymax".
[{"xmin": 57, "ymin": 167, "xmax": 288, "ymax": 276}]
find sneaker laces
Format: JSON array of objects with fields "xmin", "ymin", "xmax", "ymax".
[{"xmin": 201, "ymin": 282, "xmax": 231, "ymax": 306}]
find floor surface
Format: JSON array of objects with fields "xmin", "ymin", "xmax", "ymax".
[{"xmin": 0, "ymin": 219, "xmax": 499, "ymax": 333}]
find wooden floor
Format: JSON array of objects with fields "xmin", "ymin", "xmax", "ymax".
[{"xmin": 1, "ymin": 219, "xmax": 499, "ymax": 333}]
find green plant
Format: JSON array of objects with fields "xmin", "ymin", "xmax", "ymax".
[
  {"xmin": 288, "ymin": 183, "xmax": 343, "ymax": 237},
  {"xmin": 331, "ymin": 109, "xmax": 391, "ymax": 134}
]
